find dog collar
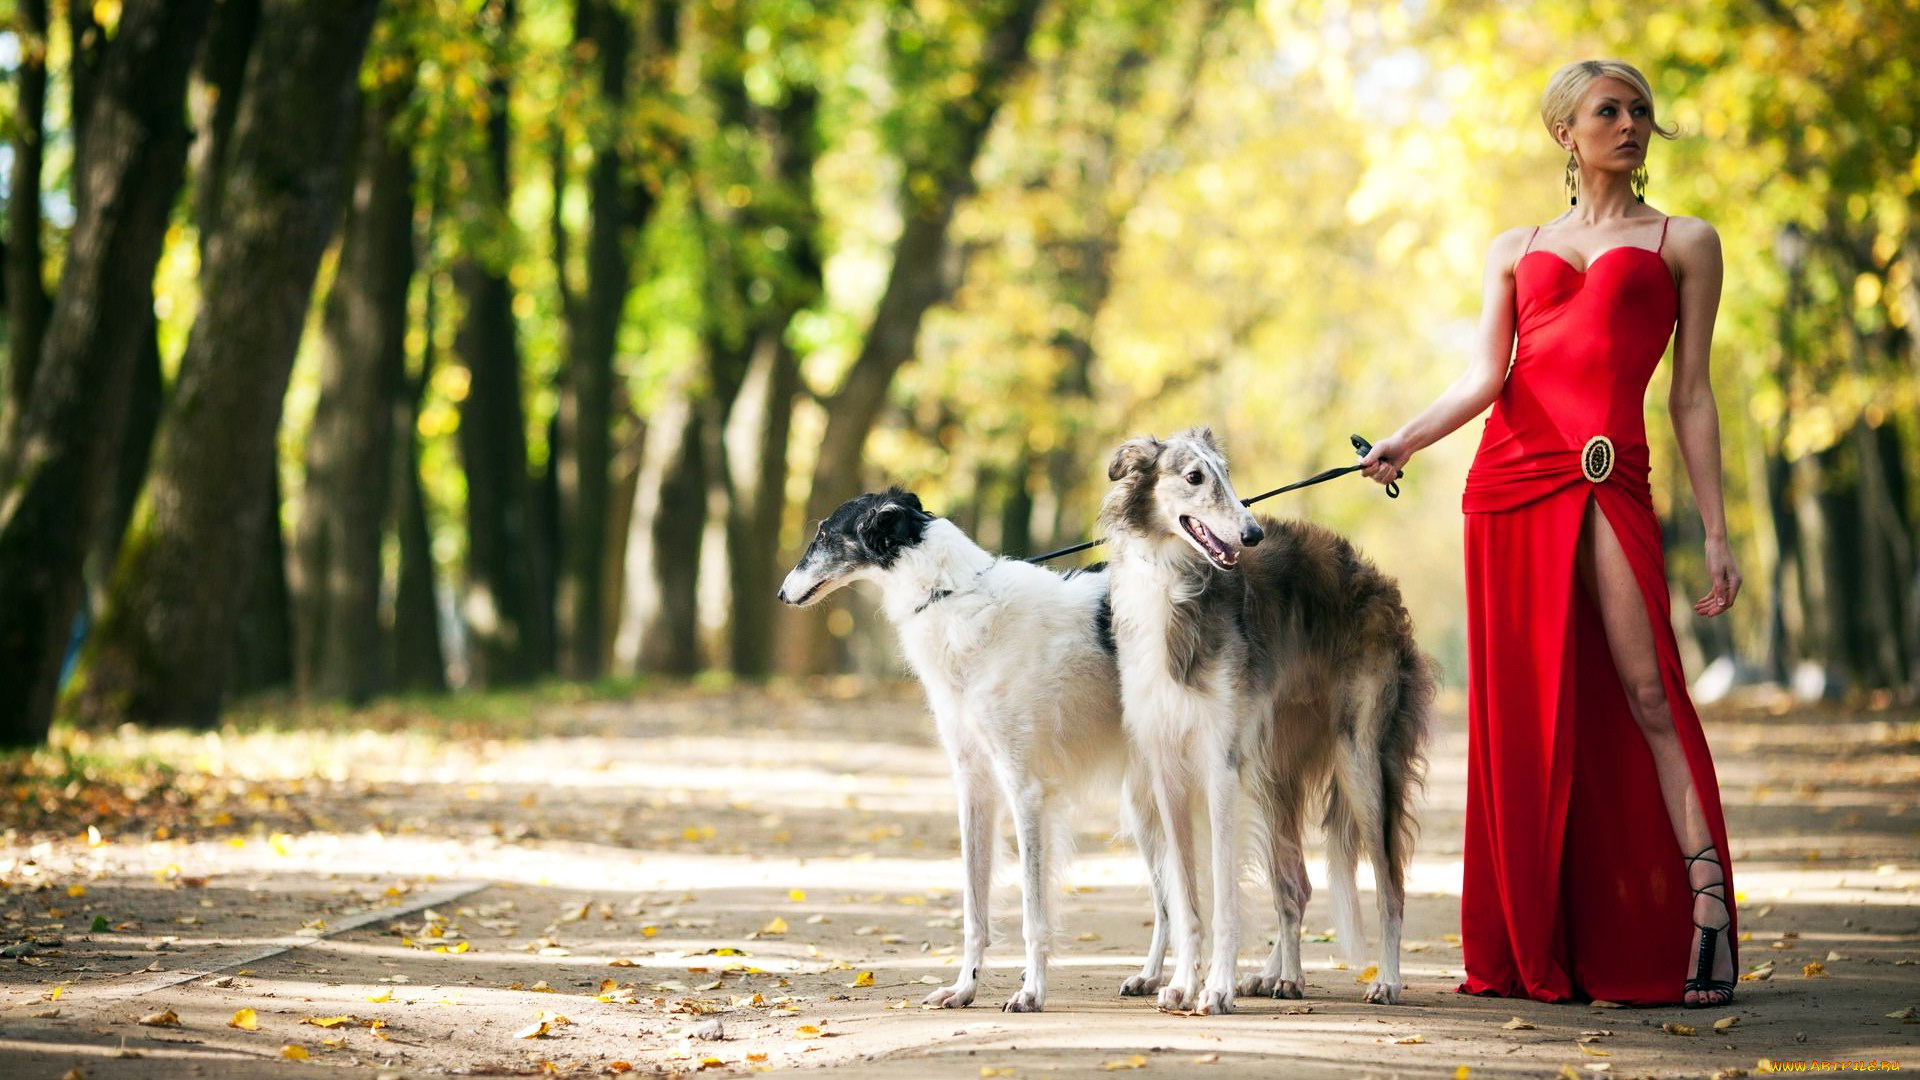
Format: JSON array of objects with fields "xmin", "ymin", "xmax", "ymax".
[{"xmin": 912, "ymin": 589, "xmax": 955, "ymax": 615}]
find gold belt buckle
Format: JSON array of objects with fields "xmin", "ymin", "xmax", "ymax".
[{"xmin": 1581, "ymin": 435, "xmax": 1615, "ymax": 483}]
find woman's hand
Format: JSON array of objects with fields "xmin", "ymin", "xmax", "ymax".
[
  {"xmin": 1358, "ymin": 434, "xmax": 1411, "ymax": 487},
  {"xmin": 1694, "ymin": 536, "xmax": 1742, "ymax": 617}
]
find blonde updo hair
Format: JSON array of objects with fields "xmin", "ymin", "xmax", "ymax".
[{"xmin": 1540, "ymin": 60, "xmax": 1677, "ymax": 142}]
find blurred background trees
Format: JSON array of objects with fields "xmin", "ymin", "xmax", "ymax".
[{"xmin": 0, "ymin": 0, "xmax": 1913, "ymax": 746}]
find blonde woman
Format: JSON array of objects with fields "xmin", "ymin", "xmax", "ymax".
[{"xmin": 1359, "ymin": 60, "xmax": 1740, "ymax": 1006}]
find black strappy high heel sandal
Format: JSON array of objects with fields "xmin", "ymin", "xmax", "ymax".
[{"xmin": 1683, "ymin": 846, "xmax": 1735, "ymax": 1008}]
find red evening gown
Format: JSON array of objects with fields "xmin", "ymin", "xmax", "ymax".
[{"xmin": 1456, "ymin": 217, "xmax": 1738, "ymax": 1004}]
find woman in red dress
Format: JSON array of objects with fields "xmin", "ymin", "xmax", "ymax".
[{"xmin": 1358, "ymin": 60, "xmax": 1741, "ymax": 1007}]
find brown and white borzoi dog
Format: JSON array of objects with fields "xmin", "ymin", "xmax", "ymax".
[{"xmin": 1100, "ymin": 429, "xmax": 1431, "ymax": 1013}]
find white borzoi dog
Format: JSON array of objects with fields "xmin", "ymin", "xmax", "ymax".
[
  {"xmin": 1100, "ymin": 429, "xmax": 1432, "ymax": 1014},
  {"xmin": 778, "ymin": 489, "xmax": 1171, "ymax": 1012}
]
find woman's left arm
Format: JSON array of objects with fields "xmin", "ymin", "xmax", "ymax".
[{"xmin": 1667, "ymin": 218, "xmax": 1742, "ymax": 618}]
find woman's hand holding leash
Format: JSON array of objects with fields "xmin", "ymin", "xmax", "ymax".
[{"xmin": 1357, "ymin": 433, "xmax": 1411, "ymax": 489}]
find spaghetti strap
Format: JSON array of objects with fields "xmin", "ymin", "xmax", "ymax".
[
  {"xmin": 1656, "ymin": 216, "xmax": 1671, "ymax": 253},
  {"xmin": 1522, "ymin": 226, "xmax": 1541, "ymax": 255}
]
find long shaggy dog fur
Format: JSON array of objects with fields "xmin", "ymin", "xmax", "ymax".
[
  {"xmin": 779, "ymin": 489, "xmax": 1170, "ymax": 1012},
  {"xmin": 1100, "ymin": 429, "xmax": 1432, "ymax": 1014}
]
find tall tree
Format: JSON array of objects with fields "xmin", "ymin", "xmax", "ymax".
[
  {"xmin": 293, "ymin": 32, "xmax": 420, "ymax": 702},
  {"xmin": 0, "ymin": 0, "xmax": 213, "ymax": 747},
  {"xmin": 451, "ymin": 0, "xmax": 551, "ymax": 686},
  {"xmin": 3, "ymin": 0, "xmax": 52, "ymax": 435},
  {"xmin": 79, "ymin": 0, "xmax": 381, "ymax": 728},
  {"xmin": 551, "ymin": 0, "xmax": 639, "ymax": 680}
]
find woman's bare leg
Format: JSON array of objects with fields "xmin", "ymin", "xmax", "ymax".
[{"xmin": 1575, "ymin": 501, "xmax": 1733, "ymax": 1005}]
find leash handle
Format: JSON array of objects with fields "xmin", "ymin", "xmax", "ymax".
[{"xmin": 1348, "ymin": 434, "xmax": 1401, "ymax": 499}]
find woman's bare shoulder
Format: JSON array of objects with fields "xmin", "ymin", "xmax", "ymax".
[
  {"xmin": 1487, "ymin": 225, "xmax": 1538, "ymax": 271},
  {"xmin": 1662, "ymin": 215, "xmax": 1721, "ymax": 255}
]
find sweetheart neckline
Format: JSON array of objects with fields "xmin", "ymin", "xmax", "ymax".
[{"xmin": 1520, "ymin": 245, "xmax": 1673, "ymax": 284}]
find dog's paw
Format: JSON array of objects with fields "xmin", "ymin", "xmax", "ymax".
[
  {"xmin": 1196, "ymin": 984, "xmax": 1236, "ymax": 1015},
  {"xmin": 1361, "ymin": 979, "xmax": 1404, "ymax": 1005},
  {"xmin": 922, "ymin": 983, "xmax": 976, "ymax": 1009},
  {"xmin": 1238, "ymin": 974, "xmax": 1305, "ymax": 999},
  {"xmin": 1119, "ymin": 973, "xmax": 1165, "ymax": 997},
  {"xmin": 1001, "ymin": 987, "xmax": 1044, "ymax": 1013},
  {"xmin": 1190, "ymin": 980, "xmax": 1236, "ymax": 1014},
  {"xmin": 1155, "ymin": 983, "xmax": 1194, "ymax": 1013}
]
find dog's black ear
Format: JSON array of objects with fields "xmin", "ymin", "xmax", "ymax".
[
  {"xmin": 1107, "ymin": 437, "xmax": 1163, "ymax": 481},
  {"xmin": 887, "ymin": 488, "xmax": 925, "ymax": 515},
  {"xmin": 857, "ymin": 499, "xmax": 926, "ymax": 563}
]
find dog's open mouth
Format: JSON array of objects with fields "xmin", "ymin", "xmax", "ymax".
[{"xmin": 1180, "ymin": 516, "xmax": 1239, "ymax": 570}]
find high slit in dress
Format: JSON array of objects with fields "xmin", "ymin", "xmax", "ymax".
[{"xmin": 1457, "ymin": 216, "xmax": 1738, "ymax": 1004}]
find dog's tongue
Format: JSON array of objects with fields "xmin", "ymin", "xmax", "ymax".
[{"xmin": 1184, "ymin": 516, "xmax": 1237, "ymax": 567}]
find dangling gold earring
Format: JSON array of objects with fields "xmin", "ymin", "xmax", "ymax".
[
  {"xmin": 1631, "ymin": 164, "xmax": 1649, "ymax": 203},
  {"xmin": 1564, "ymin": 152, "xmax": 1579, "ymax": 206}
]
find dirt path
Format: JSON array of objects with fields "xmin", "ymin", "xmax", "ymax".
[{"xmin": 3, "ymin": 684, "xmax": 1917, "ymax": 1079}]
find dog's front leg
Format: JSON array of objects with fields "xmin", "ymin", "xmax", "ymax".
[
  {"xmin": 1002, "ymin": 776, "xmax": 1051, "ymax": 1013},
  {"xmin": 1148, "ymin": 757, "xmax": 1203, "ymax": 1013},
  {"xmin": 1119, "ymin": 768, "xmax": 1169, "ymax": 997},
  {"xmin": 925, "ymin": 764, "xmax": 994, "ymax": 1009},
  {"xmin": 1196, "ymin": 740, "xmax": 1242, "ymax": 1015}
]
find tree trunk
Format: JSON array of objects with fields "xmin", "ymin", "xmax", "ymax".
[
  {"xmin": 724, "ymin": 330, "xmax": 799, "ymax": 678},
  {"xmin": 390, "ymin": 363, "xmax": 447, "ymax": 693},
  {"xmin": 78, "ymin": 0, "xmax": 380, "ymax": 729},
  {"xmin": 188, "ymin": 0, "xmax": 261, "ymax": 239},
  {"xmin": 85, "ymin": 333, "xmax": 163, "ymax": 616},
  {"xmin": 227, "ymin": 454, "xmax": 293, "ymax": 696},
  {"xmin": 0, "ymin": 0, "xmax": 212, "ymax": 747},
  {"xmin": 293, "ymin": 71, "xmax": 417, "ymax": 702},
  {"xmin": 452, "ymin": 0, "xmax": 550, "ymax": 686},
  {"xmin": 614, "ymin": 393, "xmax": 708, "ymax": 676},
  {"xmin": 4, "ymin": 0, "xmax": 52, "ymax": 435},
  {"xmin": 552, "ymin": 0, "xmax": 635, "ymax": 680}
]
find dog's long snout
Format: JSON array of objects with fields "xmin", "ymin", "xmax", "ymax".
[{"xmin": 1240, "ymin": 522, "xmax": 1265, "ymax": 547}]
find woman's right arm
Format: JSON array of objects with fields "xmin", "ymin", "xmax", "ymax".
[{"xmin": 1357, "ymin": 227, "xmax": 1528, "ymax": 485}]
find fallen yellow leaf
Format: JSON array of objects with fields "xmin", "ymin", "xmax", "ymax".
[
  {"xmin": 138, "ymin": 1009, "xmax": 180, "ymax": 1028},
  {"xmin": 1101, "ymin": 1056, "xmax": 1148, "ymax": 1071},
  {"xmin": 364, "ymin": 989, "xmax": 393, "ymax": 1004},
  {"xmin": 1886, "ymin": 1007, "xmax": 1916, "ymax": 1020},
  {"xmin": 1503, "ymin": 1017, "xmax": 1535, "ymax": 1030},
  {"xmin": 1714, "ymin": 1016, "xmax": 1740, "ymax": 1032},
  {"xmin": 229, "ymin": 1008, "xmax": 259, "ymax": 1031},
  {"xmin": 1741, "ymin": 961, "xmax": 1775, "ymax": 982},
  {"xmin": 1393, "ymin": 1034, "xmax": 1425, "ymax": 1045},
  {"xmin": 1661, "ymin": 1022, "xmax": 1696, "ymax": 1036},
  {"xmin": 850, "ymin": 971, "xmax": 875, "ymax": 988},
  {"xmin": 302, "ymin": 1016, "xmax": 353, "ymax": 1029},
  {"xmin": 763, "ymin": 917, "xmax": 789, "ymax": 935},
  {"xmin": 1576, "ymin": 1040, "xmax": 1610, "ymax": 1057},
  {"xmin": 1193, "ymin": 1052, "xmax": 1221, "ymax": 1064},
  {"xmin": 1801, "ymin": 961, "xmax": 1827, "ymax": 978},
  {"xmin": 789, "ymin": 890, "xmax": 807, "ymax": 903},
  {"xmin": 745, "ymin": 1053, "xmax": 768, "ymax": 1063},
  {"xmin": 980, "ymin": 1069, "xmax": 1017, "ymax": 1078},
  {"xmin": 67, "ymin": 885, "xmax": 86, "ymax": 898},
  {"xmin": 270, "ymin": 833, "xmax": 294, "ymax": 856},
  {"xmin": 1455, "ymin": 1068, "xmax": 1470, "ymax": 1080},
  {"xmin": 795, "ymin": 1024, "xmax": 823, "ymax": 1039},
  {"xmin": 1355, "ymin": 964, "xmax": 1380, "ymax": 984},
  {"xmin": 280, "ymin": 1045, "xmax": 308, "ymax": 1061}
]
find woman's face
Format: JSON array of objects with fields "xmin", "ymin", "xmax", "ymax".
[{"xmin": 1559, "ymin": 75, "xmax": 1653, "ymax": 171}]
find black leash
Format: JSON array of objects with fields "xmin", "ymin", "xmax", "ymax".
[{"xmin": 1022, "ymin": 433, "xmax": 1401, "ymax": 565}]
